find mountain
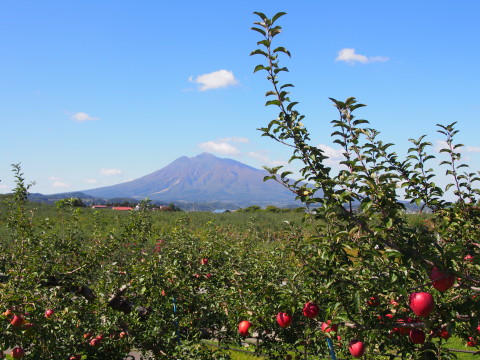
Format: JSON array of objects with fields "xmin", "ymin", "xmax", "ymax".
[{"xmin": 79, "ymin": 153, "xmax": 300, "ymax": 208}]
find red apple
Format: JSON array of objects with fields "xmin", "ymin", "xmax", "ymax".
[
  {"xmin": 439, "ymin": 327, "xmax": 450, "ymax": 339},
  {"xmin": 464, "ymin": 254, "xmax": 474, "ymax": 262},
  {"xmin": 467, "ymin": 336, "xmax": 478, "ymax": 347},
  {"xmin": 69, "ymin": 355, "xmax": 81, "ymax": 360},
  {"xmin": 429, "ymin": 267, "xmax": 455, "ymax": 292},
  {"xmin": 336, "ymin": 335, "xmax": 342, "ymax": 347},
  {"xmin": 321, "ymin": 320, "xmax": 338, "ymax": 333},
  {"xmin": 10, "ymin": 314, "xmax": 24, "ymax": 328},
  {"xmin": 348, "ymin": 339, "xmax": 365, "ymax": 358},
  {"xmin": 395, "ymin": 317, "xmax": 413, "ymax": 335},
  {"xmin": 201, "ymin": 258, "xmax": 209, "ymax": 265},
  {"xmin": 390, "ymin": 299, "xmax": 400, "ymax": 307},
  {"xmin": 11, "ymin": 347, "xmax": 25, "ymax": 359},
  {"xmin": 3, "ymin": 308, "xmax": 13, "ymax": 317},
  {"xmin": 367, "ymin": 295, "xmax": 380, "ymax": 306},
  {"xmin": 477, "ymin": 324, "xmax": 480, "ymax": 334},
  {"xmin": 83, "ymin": 331, "xmax": 92, "ymax": 339},
  {"xmin": 238, "ymin": 320, "xmax": 252, "ymax": 337},
  {"xmin": 377, "ymin": 312, "xmax": 394, "ymax": 324},
  {"xmin": 409, "ymin": 292, "xmax": 434, "ymax": 317},
  {"xmin": 276, "ymin": 312, "xmax": 293, "ymax": 328},
  {"xmin": 90, "ymin": 338, "xmax": 101, "ymax": 346},
  {"xmin": 302, "ymin": 302, "xmax": 319, "ymax": 318},
  {"xmin": 45, "ymin": 309, "xmax": 54, "ymax": 318},
  {"xmin": 409, "ymin": 329, "xmax": 426, "ymax": 344},
  {"xmin": 23, "ymin": 322, "xmax": 34, "ymax": 330}
]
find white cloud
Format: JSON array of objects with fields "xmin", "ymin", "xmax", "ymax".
[
  {"xmin": 84, "ymin": 179, "xmax": 97, "ymax": 184},
  {"xmin": 369, "ymin": 55, "xmax": 390, "ymax": 62},
  {"xmin": 318, "ymin": 144, "xmax": 344, "ymax": 160},
  {"xmin": 0, "ymin": 184, "xmax": 9, "ymax": 190},
  {"xmin": 316, "ymin": 144, "xmax": 347, "ymax": 166},
  {"xmin": 465, "ymin": 146, "xmax": 480, "ymax": 153},
  {"xmin": 100, "ymin": 168, "xmax": 123, "ymax": 176},
  {"xmin": 72, "ymin": 112, "xmax": 99, "ymax": 122},
  {"xmin": 219, "ymin": 136, "xmax": 249, "ymax": 143},
  {"xmin": 49, "ymin": 176, "xmax": 69, "ymax": 188},
  {"xmin": 436, "ymin": 140, "xmax": 480, "ymax": 153},
  {"xmin": 247, "ymin": 152, "xmax": 286, "ymax": 167},
  {"xmin": 336, "ymin": 48, "xmax": 389, "ymax": 64},
  {"xmin": 198, "ymin": 141, "xmax": 240, "ymax": 155},
  {"xmin": 52, "ymin": 181, "xmax": 69, "ymax": 188},
  {"xmin": 189, "ymin": 69, "xmax": 238, "ymax": 91}
]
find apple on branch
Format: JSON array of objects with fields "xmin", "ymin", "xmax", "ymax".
[
  {"xmin": 238, "ymin": 320, "xmax": 252, "ymax": 337},
  {"xmin": 321, "ymin": 320, "xmax": 338, "ymax": 333},
  {"xmin": 11, "ymin": 347, "xmax": 25, "ymax": 359},
  {"xmin": 348, "ymin": 339, "xmax": 365, "ymax": 358},
  {"xmin": 429, "ymin": 267, "xmax": 455, "ymax": 292},
  {"xmin": 409, "ymin": 329, "xmax": 426, "ymax": 344},
  {"xmin": 302, "ymin": 302, "xmax": 319, "ymax": 318},
  {"xmin": 276, "ymin": 312, "xmax": 293, "ymax": 328},
  {"xmin": 409, "ymin": 292, "xmax": 434, "ymax": 317}
]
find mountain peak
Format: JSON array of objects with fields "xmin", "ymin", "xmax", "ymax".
[
  {"xmin": 81, "ymin": 154, "xmax": 300, "ymax": 207},
  {"xmin": 196, "ymin": 152, "xmax": 217, "ymax": 158}
]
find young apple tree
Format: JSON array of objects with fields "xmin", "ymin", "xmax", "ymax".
[{"xmin": 251, "ymin": 11, "xmax": 479, "ymax": 359}]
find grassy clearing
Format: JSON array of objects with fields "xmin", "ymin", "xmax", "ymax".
[{"xmin": 444, "ymin": 337, "xmax": 479, "ymax": 359}]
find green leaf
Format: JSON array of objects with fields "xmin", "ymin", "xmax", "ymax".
[
  {"xmin": 271, "ymin": 12, "xmax": 287, "ymax": 24},
  {"xmin": 251, "ymin": 26, "xmax": 266, "ymax": 36},
  {"xmin": 353, "ymin": 119, "xmax": 369, "ymax": 126},
  {"xmin": 254, "ymin": 64, "xmax": 268, "ymax": 73},
  {"xmin": 257, "ymin": 39, "xmax": 271, "ymax": 47},
  {"xmin": 286, "ymin": 102, "xmax": 298, "ymax": 111},
  {"xmin": 362, "ymin": 200, "xmax": 373, "ymax": 212},
  {"xmin": 265, "ymin": 99, "xmax": 281, "ymax": 106},
  {"xmin": 274, "ymin": 66, "xmax": 289, "ymax": 74},
  {"xmin": 250, "ymin": 49, "xmax": 268, "ymax": 57},
  {"xmin": 253, "ymin": 11, "xmax": 267, "ymax": 20},
  {"xmin": 273, "ymin": 46, "xmax": 291, "ymax": 57},
  {"xmin": 386, "ymin": 218, "xmax": 393, "ymax": 228}
]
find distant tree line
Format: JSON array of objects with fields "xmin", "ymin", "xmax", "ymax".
[{"xmin": 237, "ymin": 205, "xmax": 305, "ymax": 213}]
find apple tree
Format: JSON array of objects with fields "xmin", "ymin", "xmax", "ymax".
[{"xmin": 250, "ymin": 12, "xmax": 479, "ymax": 359}]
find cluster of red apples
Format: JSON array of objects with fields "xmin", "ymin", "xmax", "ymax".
[
  {"xmin": 2, "ymin": 307, "xmax": 128, "ymax": 359},
  {"xmin": 237, "ymin": 265, "xmax": 479, "ymax": 358},
  {"xmin": 2, "ymin": 308, "xmax": 55, "ymax": 358},
  {"xmin": 238, "ymin": 302, "xmax": 365, "ymax": 358}
]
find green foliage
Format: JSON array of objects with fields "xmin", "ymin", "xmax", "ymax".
[
  {"xmin": 0, "ymin": 12, "xmax": 479, "ymax": 360},
  {"xmin": 251, "ymin": 11, "xmax": 480, "ymax": 359},
  {"xmin": 55, "ymin": 197, "xmax": 86, "ymax": 208}
]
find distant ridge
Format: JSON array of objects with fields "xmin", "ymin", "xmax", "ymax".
[{"xmin": 78, "ymin": 153, "xmax": 300, "ymax": 208}]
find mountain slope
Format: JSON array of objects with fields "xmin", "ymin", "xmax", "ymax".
[{"xmin": 81, "ymin": 153, "xmax": 299, "ymax": 207}]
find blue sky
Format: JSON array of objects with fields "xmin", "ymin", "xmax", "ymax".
[{"xmin": 1, "ymin": 1, "xmax": 479, "ymax": 198}]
